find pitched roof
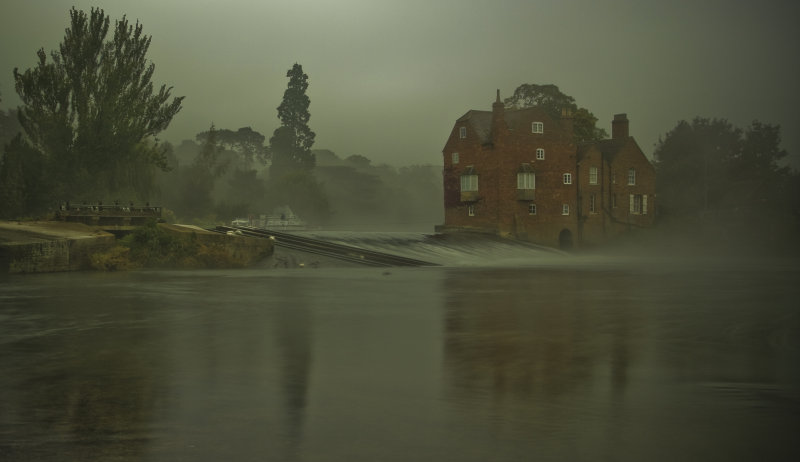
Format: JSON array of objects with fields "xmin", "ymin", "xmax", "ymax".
[
  {"xmin": 456, "ymin": 106, "xmax": 555, "ymax": 144},
  {"xmin": 457, "ymin": 110, "xmax": 493, "ymax": 144},
  {"xmin": 577, "ymin": 138, "xmax": 628, "ymax": 162}
]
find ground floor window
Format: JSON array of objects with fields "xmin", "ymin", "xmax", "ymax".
[
  {"xmin": 562, "ymin": 204, "xmax": 570, "ymax": 215},
  {"xmin": 589, "ymin": 194, "xmax": 597, "ymax": 213},
  {"xmin": 528, "ymin": 203, "xmax": 536, "ymax": 215},
  {"xmin": 630, "ymin": 194, "xmax": 648, "ymax": 214},
  {"xmin": 468, "ymin": 204, "xmax": 475, "ymax": 216}
]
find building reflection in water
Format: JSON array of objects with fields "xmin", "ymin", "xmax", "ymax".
[{"xmin": 441, "ymin": 268, "xmax": 642, "ymax": 436}]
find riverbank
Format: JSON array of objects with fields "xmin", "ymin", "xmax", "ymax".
[{"xmin": 0, "ymin": 221, "xmax": 273, "ymax": 274}]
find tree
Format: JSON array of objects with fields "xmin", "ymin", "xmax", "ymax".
[
  {"xmin": 11, "ymin": 7, "xmax": 183, "ymax": 204},
  {"xmin": 654, "ymin": 117, "xmax": 792, "ymax": 216},
  {"xmin": 269, "ymin": 63, "xmax": 315, "ymax": 179},
  {"xmin": 196, "ymin": 126, "xmax": 267, "ymax": 166},
  {"xmin": 504, "ymin": 83, "xmax": 607, "ymax": 142}
]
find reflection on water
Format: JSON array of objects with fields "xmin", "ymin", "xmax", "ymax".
[{"xmin": 1, "ymin": 258, "xmax": 799, "ymax": 461}]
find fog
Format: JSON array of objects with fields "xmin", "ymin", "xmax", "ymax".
[{"xmin": 1, "ymin": 0, "xmax": 798, "ymax": 168}]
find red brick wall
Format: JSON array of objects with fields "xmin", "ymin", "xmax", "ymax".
[{"xmin": 441, "ymin": 103, "xmax": 655, "ymax": 248}]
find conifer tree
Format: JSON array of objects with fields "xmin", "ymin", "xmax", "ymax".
[{"xmin": 269, "ymin": 63, "xmax": 315, "ymax": 179}]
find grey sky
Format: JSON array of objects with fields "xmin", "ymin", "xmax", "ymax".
[{"xmin": 1, "ymin": 0, "xmax": 798, "ymax": 166}]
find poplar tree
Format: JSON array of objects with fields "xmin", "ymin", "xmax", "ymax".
[{"xmin": 269, "ymin": 63, "xmax": 315, "ymax": 179}]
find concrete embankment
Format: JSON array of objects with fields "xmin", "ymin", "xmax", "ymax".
[{"xmin": 0, "ymin": 221, "xmax": 273, "ymax": 274}]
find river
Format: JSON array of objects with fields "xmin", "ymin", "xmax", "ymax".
[{"xmin": 1, "ymin": 234, "xmax": 798, "ymax": 461}]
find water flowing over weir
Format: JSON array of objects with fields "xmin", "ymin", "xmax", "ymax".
[{"xmin": 215, "ymin": 226, "xmax": 565, "ymax": 268}]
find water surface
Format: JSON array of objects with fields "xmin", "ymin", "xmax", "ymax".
[{"xmin": 1, "ymin": 248, "xmax": 798, "ymax": 461}]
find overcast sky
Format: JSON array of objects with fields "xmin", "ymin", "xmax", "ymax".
[{"xmin": 1, "ymin": 0, "xmax": 798, "ymax": 167}]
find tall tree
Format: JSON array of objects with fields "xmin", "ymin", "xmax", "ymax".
[
  {"xmin": 269, "ymin": 63, "xmax": 315, "ymax": 179},
  {"xmin": 11, "ymin": 7, "xmax": 183, "ymax": 203},
  {"xmin": 504, "ymin": 83, "xmax": 607, "ymax": 142}
]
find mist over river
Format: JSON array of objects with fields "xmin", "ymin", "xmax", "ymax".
[{"xmin": 1, "ymin": 235, "xmax": 798, "ymax": 461}]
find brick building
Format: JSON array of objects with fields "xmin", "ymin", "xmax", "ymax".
[{"xmin": 436, "ymin": 91, "xmax": 655, "ymax": 249}]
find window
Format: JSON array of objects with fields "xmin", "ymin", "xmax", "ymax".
[
  {"xmin": 628, "ymin": 168, "xmax": 636, "ymax": 185},
  {"xmin": 452, "ymin": 152, "xmax": 459, "ymax": 164},
  {"xmin": 528, "ymin": 203, "xmax": 537, "ymax": 215},
  {"xmin": 517, "ymin": 172, "xmax": 535, "ymax": 190},
  {"xmin": 536, "ymin": 148, "xmax": 545, "ymax": 160},
  {"xmin": 468, "ymin": 204, "xmax": 475, "ymax": 216},
  {"xmin": 612, "ymin": 193, "xmax": 617, "ymax": 208},
  {"xmin": 589, "ymin": 166, "xmax": 598, "ymax": 185},
  {"xmin": 460, "ymin": 173, "xmax": 478, "ymax": 191},
  {"xmin": 630, "ymin": 194, "xmax": 648, "ymax": 215},
  {"xmin": 563, "ymin": 173, "xmax": 572, "ymax": 184},
  {"xmin": 459, "ymin": 127, "xmax": 467, "ymax": 139},
  {"xmin": 532, "ymin": 122, "xmax": 544, "ymax": 134},
  {"xmin": 589, "ymin": 194, "xmax": 597, "ymax": 213},
  {"xmin": 562, "ymin": 204, "xmax": 570, "ymax": 215}
]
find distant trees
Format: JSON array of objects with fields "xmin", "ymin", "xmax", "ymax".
[
  {"xmin": 504, "ymin": 83, "xmax": 607, "ymax": 142},
  {"xmin": 196, "ymin": 126, "xmax": 267, "ymax": 167},
  {"xmin": 654, "ymin": 117, "xmax": 796, "ymax": 217},
  {"xmin": 1, "ymin": 7, "xmax": 182, "ymax": 217}
]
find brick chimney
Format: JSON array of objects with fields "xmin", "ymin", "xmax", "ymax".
[
  {"xmin": 612, "ymin": 113, "xmax": 629, "ymax": 140},
  {"xmin": 491, "ymin": 89, "xmax": 505, "ymax": 143}
]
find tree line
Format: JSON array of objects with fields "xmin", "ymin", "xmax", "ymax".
[{"xmin": 0, "ymin": 7, "xmax": 797, "ymax": 238}]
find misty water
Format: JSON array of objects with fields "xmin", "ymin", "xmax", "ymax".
[{"xmin": 1, "ymin": 234, "xmax": 798, "ymax": 461}]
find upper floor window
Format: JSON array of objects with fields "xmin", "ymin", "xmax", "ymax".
[
  {"xmin": 459, "ymin": 127, "xmax": 467, "ymax": 139},
  {"xmin": 536, "ymin": 148, "xmax": 545, "ymax": 160},
  {"xmin": 628, "ymin": 168, "xmax": 636, "ymax": 185},
  {"xmin": 517, "ymin": 172, "xmax": 535, "ymax": 190},
  {"xmin": 563, "ymin": 173, "xmax": 572, "ymax": 184},
  {"xmin": 468, "ymin": 204, "xmax": 476, "ymax": 216},
  {"xmin": 452, "ymin": 152, "xmax": 459, "ymax": 164},
  {"xmin": 589, "ymin": 166, "xmax": 598, "ymax": 185},
  {"xmin": 562, "ymin": 204, "xmax": 570, "ymax": 215},
  {"xmin": 532, "ymin": 122, "xmax": 544, "ymax": 134},
  {"xmin": 528, "ymin": 203, "xmax": 537, "ymax": 215},
  {"xmin": 460, "ymin": 173, "xmax": 478, "ymax": 192},
  {"xmin": 589, "ymin": 194, "xmax": 597, "ymax": 213}
]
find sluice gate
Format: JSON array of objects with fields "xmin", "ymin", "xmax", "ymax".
[{"xmin": 213, "ymin": 226, "xmax": 439, "ymax": 267}]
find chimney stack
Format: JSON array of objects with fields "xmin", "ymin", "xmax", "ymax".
[
  {"xmin": 491, "ymin": 89, "xmax": 506, "ymax": 143},
  {"xmin": 612, "ymin": 113, "xmax": 629, "ymax": 140}
]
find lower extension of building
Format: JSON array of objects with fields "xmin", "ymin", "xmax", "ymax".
[{"xmin": 436, "ymin": 91, "xmax": 656, "ymax": 249}]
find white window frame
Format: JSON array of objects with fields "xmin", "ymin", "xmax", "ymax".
[
  {"xmin": 452, "ymin": 152, "xmax": 459, "ymax": 164},
  {"xmin": 590, "ymin": 194, "xmax": 597, "ymax": 213},
  {"xmin": 468, "ymin": 204, "xmax": 475, "ymax": 216},
  {"xmin": 563, "ymin": 173, "xmax": 572, "ymax": 184},
  {"xmin": 532, "ymin": 122, "xmax": 544, "ymax": 134},
  {"xmin": 528, "ymin": 203, "xmax": 536, "ymax": 215},
  {"xmin": 517, "ymin": 172, "xmax": 535, "ymax": 190},
  {"xmin": 589, "ymin": 166, "xmax": 598, "ymax": 185},
  {"xmin": 536, "ymin": 148, "xmax": 545, "ymax": 160},
  {"xmin": 562, "ymin": 204, "xmax": 570, "ymax": 215},
  {"xmin": 630, "ymin": 194, "xmax": 647, "ymax": 214},
  {"xmin": 459, "ymin": 126, "xmax": 467, "ymax": 139},
  {"xmin": 460, "ymin": 174, "xmax": 478, "ymax": 192},
  {"xmin": 628, "ymin": 168, "xmax": 636, "ymax": 185}
]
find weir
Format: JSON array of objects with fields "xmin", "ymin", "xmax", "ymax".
[{"xmin": 213, "ymin": 226, "xmax": 439, "ymax": 267}]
